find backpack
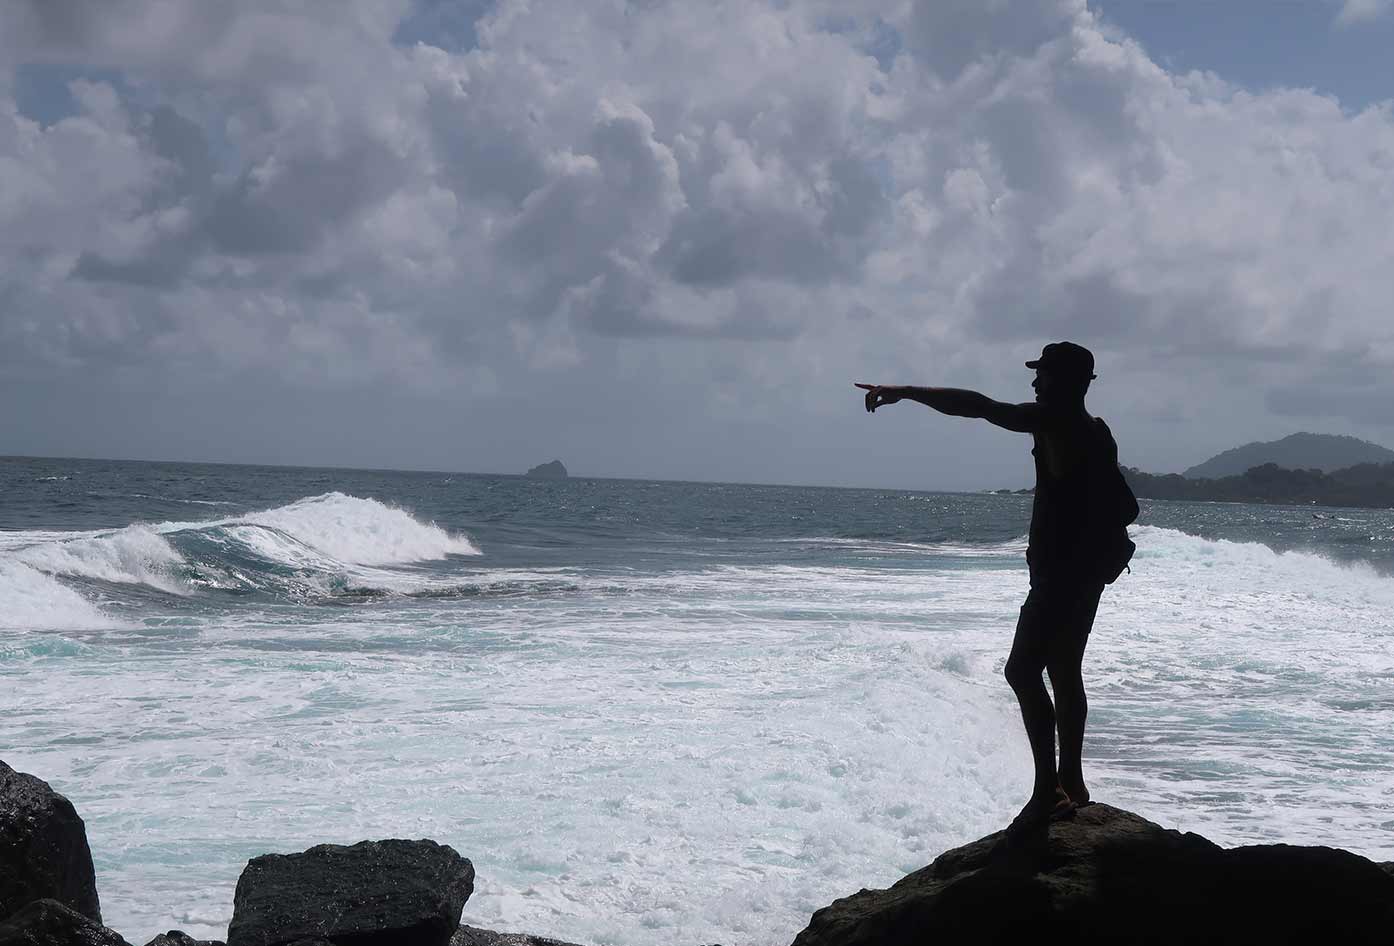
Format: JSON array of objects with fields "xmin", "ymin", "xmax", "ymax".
[{"xmin": 1093, "ymin": 418, "xmax": 1139, "ymax": 584}]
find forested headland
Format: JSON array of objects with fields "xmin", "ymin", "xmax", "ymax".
[{"xmin": 1122, "ymin": 461, "xmax": 1394, "ymax": 508}]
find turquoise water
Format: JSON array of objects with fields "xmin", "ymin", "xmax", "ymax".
[{"xmin": 2, "ymin": 456, "xmax": 1392, "ymax": 944}]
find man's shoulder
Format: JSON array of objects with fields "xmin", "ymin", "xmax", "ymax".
[
  {"xmin": 1033, "ymin": 403, "xmax": 1092, "ymax": 429},
  {"xmin": 1090, "ymin": 414, "xmax": 1119, "ymax": 445}
]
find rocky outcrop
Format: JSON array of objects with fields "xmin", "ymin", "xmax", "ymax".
[
  {"xmin": 0, "ymin": 899, "xmax": 131, "ymax": 946},
  {"xmin": 226, "ymin": 839, "xmax": 473, "ymax": 946},
  {"xmin": 451, "ymin": 927, "xmax": 586, "ymax": 946},
  {"xmin": 142, "ymin": 932, "xmax": 224, "ymax": 946},
  {"xmin": 792, "ymin": 803, "xmax": 1394, "ymax": 946},
  {"xmin": 0, "ymin": 760, "xmax": 102, "ymax": 925},
  {"xmin": 524, "ymin": 460, "xmax": 567, "ymax": 479}
]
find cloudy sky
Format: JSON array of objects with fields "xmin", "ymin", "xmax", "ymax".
[{"xmin": 3, "ymin": 0, "xmax": 1394, "ymax": 491}]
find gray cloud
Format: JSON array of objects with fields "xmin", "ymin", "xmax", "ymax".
[
  {"xmin": 1334, "ymin": 0, "xmax": 1393, "ymax": 27},
  {"xmin": 209, "ymin": 138, "xmax": 406, "ymax": 256},
  {"xmin": 1268, "ymin": 384, "xmax": 1394, "ymax": 427},
  {"xmin": 904, "ymin": 0, "xmax": 1076, "ymax": 80}
]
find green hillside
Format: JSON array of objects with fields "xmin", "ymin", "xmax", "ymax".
[{"xmin": 1182, "ymin": 433, "xmax": 1394, "ymax": 479}]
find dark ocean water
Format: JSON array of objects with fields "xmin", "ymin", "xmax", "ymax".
[{"xmin": 3, "ymin": 455, "xmax": 1392, "ymax": 944}]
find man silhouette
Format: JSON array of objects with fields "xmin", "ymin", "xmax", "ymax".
[{"xmin": 856, "ymin": 342, "xmax": 1123, "ymax": 834}]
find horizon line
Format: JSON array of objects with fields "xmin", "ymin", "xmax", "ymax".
[{"xmin": 0, "ymin": 452, "xmax": 1035, "ymax": 496}]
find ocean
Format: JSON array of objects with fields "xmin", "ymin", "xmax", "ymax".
[{"xmin": 2, "ymin": 455, "xmax": 1392, "ymax": 945}]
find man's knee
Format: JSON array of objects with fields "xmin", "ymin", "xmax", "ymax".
[
  {"xmin": 1004, "ymin": 653, "xmax": 1044, "ymax": 691},
  {"xmin": 1045, "ymin": 637, "xmax": 1087, "ymax": 683},
  {"xmin": 1046, "ymin": 657, "xmax": 1083, "ymax": 686}
]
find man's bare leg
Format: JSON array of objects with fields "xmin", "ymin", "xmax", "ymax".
[
  {"xmin": 1049, "ymin": 658, "xmax": 1089, "ymax": 804},
  {"xmin": 1005, "ymin": 651, "xmax": 1069, "ymax": 821}
]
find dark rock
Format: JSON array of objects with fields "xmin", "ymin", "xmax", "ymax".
[
  {"xmin": 524, "ymin": 461, "xmax": 567, "ymax": 479},
  {"xmin": 143, "ymin": 932, "xmax": 224, "ymax": 946},
  {"xmin": 792, "ymin": 803, "xmax": 1394, "ymax": 946},
  {"xmin": 226, "ymin": 839, "xmax": 473, "ymax": 946},
  {"xmin": 450, "ymin": 925, "xmax": 586, "ymax": 946},
  {"xmin": 0, "ymin": 760, "xmax": 102, "ymax": 924},
  {"xmin": 0, "ymin": 898, "xmax": 130, "ymax": 946}
]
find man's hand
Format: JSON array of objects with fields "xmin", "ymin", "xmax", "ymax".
[
  {"xmin": 854, "ymin": 383, "xmax": 1040, "ymax": 431},
  {"xmin": 855, "ymin": 382, "xmax": 902, "ymax": 413}
]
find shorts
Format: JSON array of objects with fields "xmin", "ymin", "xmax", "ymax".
[{"xmin": 1012, "ymin": 576, "xmax": 1106, "ymax": 665}]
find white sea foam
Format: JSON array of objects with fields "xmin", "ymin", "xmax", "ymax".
[
  {"xmin": 125, "ymin": 492, "xmax": 240, "ymax": 507},
  {"xmin": 0, "ymin": 561, "xmax": 118, "ymax": 630},
  {"xmin": 775, "ymin": 535, "xmax": 1029, "ymax": 556},
  {"xmin": 11, "ymin": 526, "xmax": 188, "ymax": 594},
  {"xmin": 235, "ymin": 492, "xmax": 480, "ymax": 565}
]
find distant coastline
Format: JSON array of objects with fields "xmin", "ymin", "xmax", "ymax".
[
  {"xmin": 1121, "ymin": 461, "xmax": 1394, "ymax": 509},
  {"xmin": 994, "ymin": 462, "xmax": 1394, "ymax": 508},
  {"xmin": 988, "ymin": 431, "xmax": 1394, "ymax": 509},
  {"xmin": 1128, "ymin": 432, "xmax": 1394, "ymax": 508},
  {"xmin": 7, "ymin": 446, "xmax": 1394, "ymax": 505}
]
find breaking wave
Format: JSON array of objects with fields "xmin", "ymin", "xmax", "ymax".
[{"xmin": 0, "ymin": 493, "xmax": 481, "ymax": 628}]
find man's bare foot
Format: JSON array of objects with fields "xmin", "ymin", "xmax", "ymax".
[
  {"xmin": 1058, "ymin": 775, "xmax": 1090, "ymax": 806},
  {"xmin": 1009, "ymin": 786, "xmax": 1074, "ymax": 833}
]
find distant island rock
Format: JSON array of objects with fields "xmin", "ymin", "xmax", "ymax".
[
  {"xmin": 524, "ymin": 460, "xmax": 568, "ymax": 479},
  {"xmin": 1183, "ymin": 432, "xmax": 1394, "ymax": 479}
]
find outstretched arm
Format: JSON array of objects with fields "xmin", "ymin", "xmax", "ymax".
[{"xmin": 854, "ymin": 383, "xmax": 1045, "ymax": 433}]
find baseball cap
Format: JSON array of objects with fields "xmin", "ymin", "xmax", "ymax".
[{"xmin": 1025, "ymin": 341, "xmax": 1096, "ymax": 380}]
